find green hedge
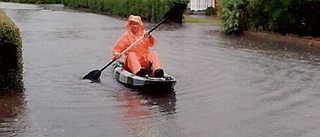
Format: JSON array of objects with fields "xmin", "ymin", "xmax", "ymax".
[
  {"xmin": 0, "ymin": 8, "xmax": 23, "ymax": 91},
  {"xmin": 2, "ymin": 0, "xmax": 188, "ymax": 23},
  {"xmin": 247, "ymin": 0, "xmax": 320, "ymax": 37},
  {"xmin": 218, "ymin": 0, "xmax": 320, "ymax": 37},
  {"xmin": 0, "ymin": 0, "xmax": 61, "ymax": 4},
  {"xmin": 62, "ymin": 0, "xmax": 189, "ymax": 23}
]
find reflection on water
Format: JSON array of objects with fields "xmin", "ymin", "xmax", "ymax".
[
  {"xmin": 115, "ymin": 89, "xmax": 176, "ymax": 137},
  {"xmin": 0, "ymin": 90, "xmax": 30, "ymax": 137}
]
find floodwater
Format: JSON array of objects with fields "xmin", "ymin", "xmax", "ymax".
[{"xmin": 1, "ymin": 2, "xmax": 320, "ymax": 137}]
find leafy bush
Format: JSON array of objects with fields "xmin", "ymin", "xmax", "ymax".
[
  {"xmin": 247, "ymin": 0, "xmax": 293, "ymax": 33},
  {"xmin": 218, "ymin": 0, "xmax": 247, "ymax": 35},
  {"xmin": 0, "ymin": 8, "xmax": 23, "ymax": 91},
  {"xmin": 205, "ymin": 6, "xmax": 216, "ymax": 16}
]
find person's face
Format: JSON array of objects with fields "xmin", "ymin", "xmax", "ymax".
[{"xmin": 130, "ymin": 21, "xmax": 139, "ymax": 34}]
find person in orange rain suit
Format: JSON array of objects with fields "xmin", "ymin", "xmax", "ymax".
[{"xmin": 112, "ymin": 15, "xmax": 164, "ymax": 77}]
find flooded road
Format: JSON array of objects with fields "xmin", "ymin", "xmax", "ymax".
[{"xmin": 1, "ymin": 2, "xmax": 320, "ymax": 137}]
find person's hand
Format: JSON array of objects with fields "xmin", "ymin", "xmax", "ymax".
[
  {"xmin": 112, "ymin": 52, "xmax": 121, "ymax": 60},
  {"xmin": 144, "ymin": 31, "xmax": 152, "ymax": 38}
]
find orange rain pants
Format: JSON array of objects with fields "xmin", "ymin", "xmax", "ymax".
[
  {"xmin": 124, "ymin": 51, "xmax": 161, "ymax": 74},
  {"xmin": 112, "ymin": 15, "xmax": 161, "ymax": 75}
]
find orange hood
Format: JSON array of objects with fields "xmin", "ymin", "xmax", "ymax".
[{"xmin": 126, "ymin": 15, "xmax": 145, "ymax": 36}]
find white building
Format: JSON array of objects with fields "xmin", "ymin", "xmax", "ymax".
[{"xmin": 188, "ymin": 0, "xmax": 215, "ymax": 11}]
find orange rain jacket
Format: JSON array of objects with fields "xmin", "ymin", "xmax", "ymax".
[{"xmin": 112, "ymin": 15, "xmax": 161, "ymax": 74}]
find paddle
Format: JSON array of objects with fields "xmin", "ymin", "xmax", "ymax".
[{"xmin": 83, "ymin": 3, "xmax": 186, "ymax": 81}]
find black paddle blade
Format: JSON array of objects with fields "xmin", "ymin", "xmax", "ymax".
[
  {"xmin": 164, "ymin": 3, "xmax": 187, "ymax": 24},
  {"xmin": 83, "ymin": 70, "xmax": 101, "ymax": 81}
]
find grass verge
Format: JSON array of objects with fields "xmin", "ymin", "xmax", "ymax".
[{"xmin": 184, "ymin": 15, "xmax": 220, "ymax": 24}]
